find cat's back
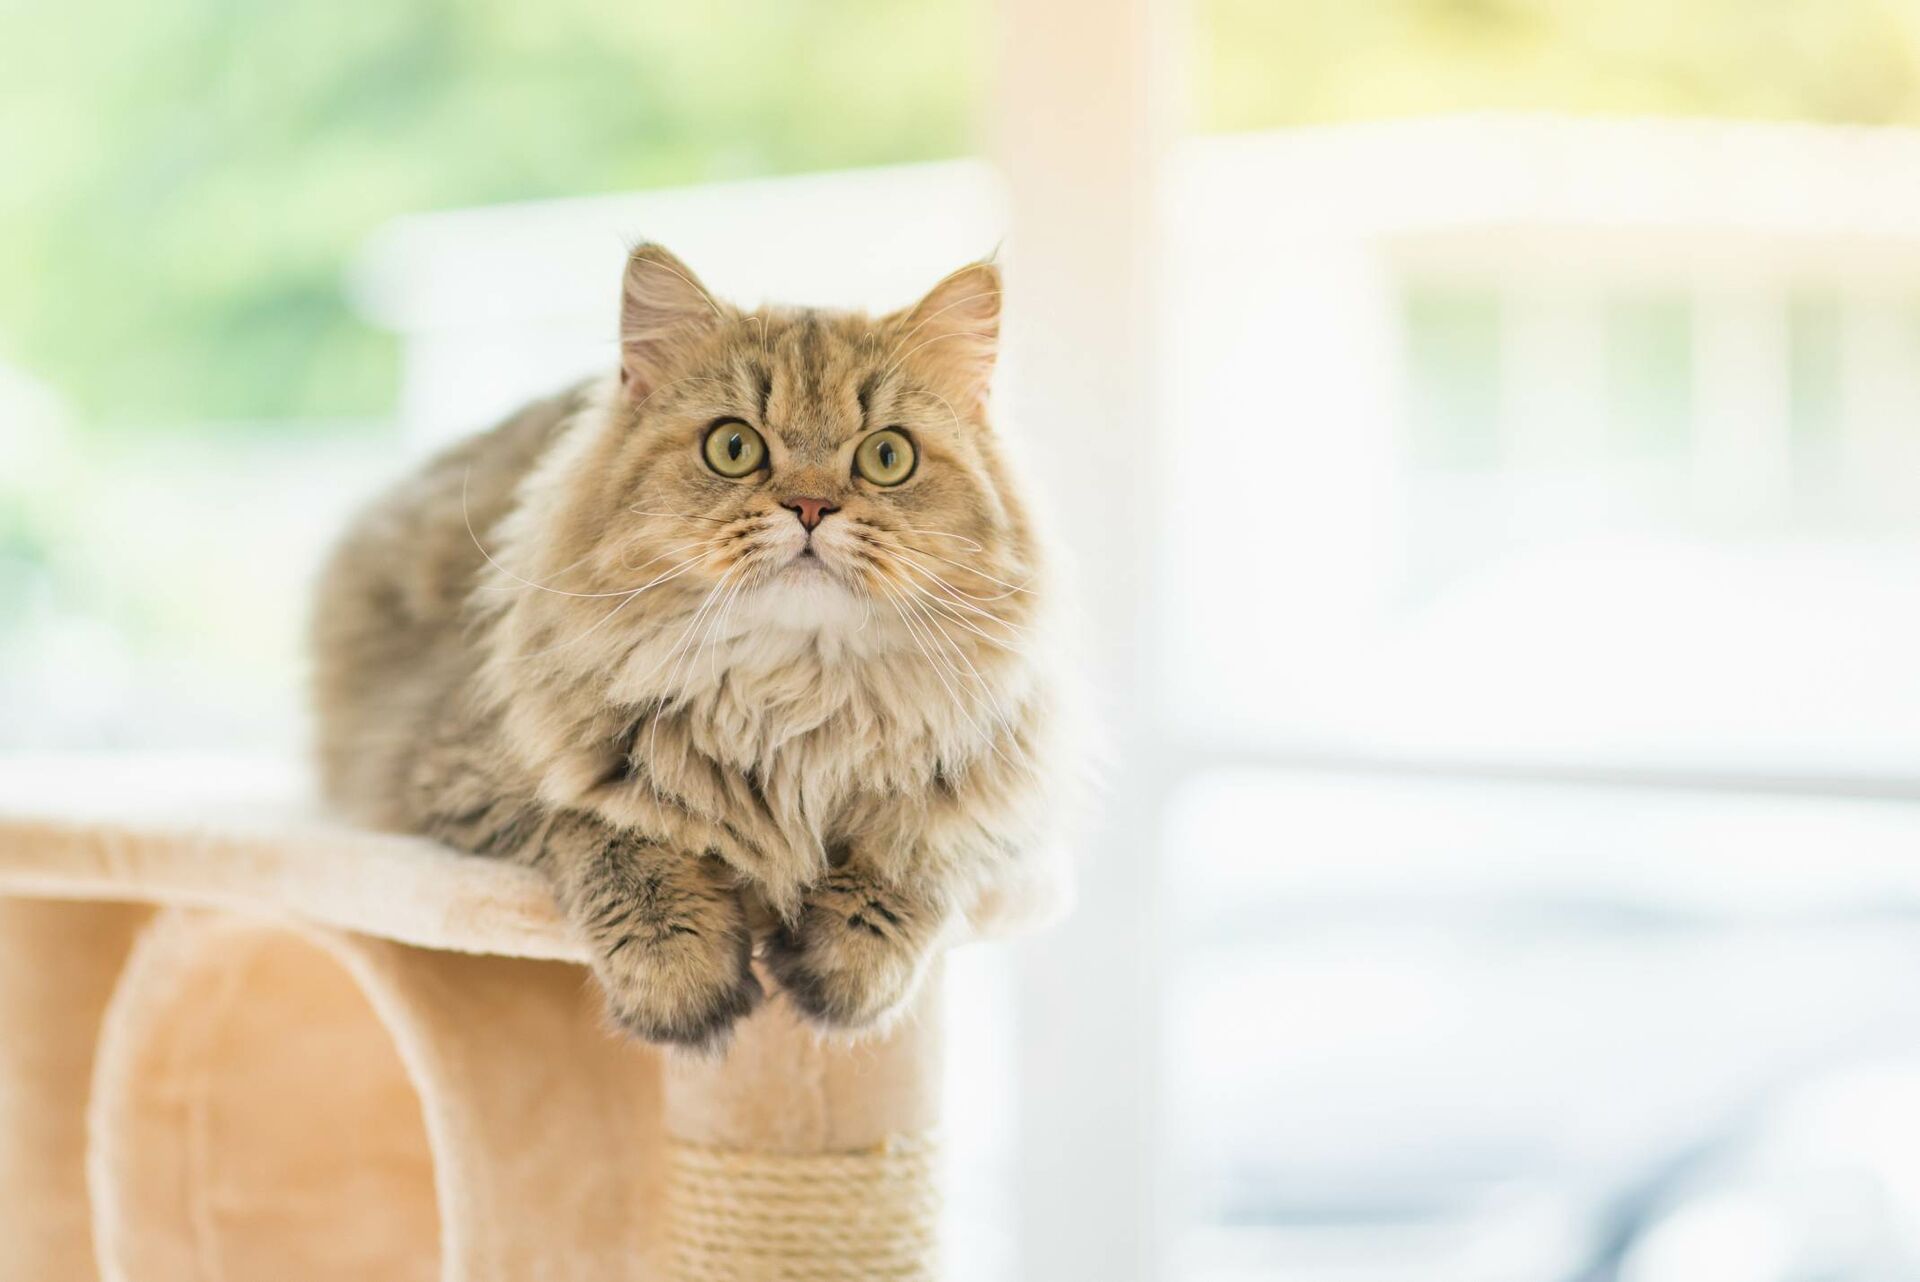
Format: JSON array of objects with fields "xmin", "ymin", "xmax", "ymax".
[{"xmin": 310, "ymin": 383, "xmax": 589, "ymax": 820}]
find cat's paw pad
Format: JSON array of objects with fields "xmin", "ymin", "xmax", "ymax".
[
  {"xmin": 764, "ymin": 877, "xmax": 932, "ymax": 1030},
  {"xmin": 595, "ymin": 919, "xmax": 761, "ymax": 1053}
]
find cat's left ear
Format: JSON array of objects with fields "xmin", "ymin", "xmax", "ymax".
[
  {"xmin": 620, "ymin": 243, "xmax": 727, "ymax": 406},
  {"xmin": 890, "ymin": 260, "xmax": 1000, "ymax": 410}
]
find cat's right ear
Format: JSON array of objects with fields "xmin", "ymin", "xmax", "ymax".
[{"xmin": 619, "ymin": 244, "xmax": 725, "ymax": 406}]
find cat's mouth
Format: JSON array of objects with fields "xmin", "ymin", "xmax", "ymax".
[
  {"xmin": 774, "ymin": 536, "xmax": 857, "ymax": 590},
  {"xmin": 781, "ymin": 546, "xmax": 833, "ymax": 577},
  {"xmin": 765, "ymin": 546, "xmax": 863, "ymax": 608}
]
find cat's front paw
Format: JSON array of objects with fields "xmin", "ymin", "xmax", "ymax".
[
  {"xmin": 590, "ymin": 899, "xmax": 762, "ymax": 1053},
  {"xmin": 764, "ymin": 872, "xmax": 936, "ymax": 1030},
  {"xmin": 596, "ymin": 926, "xmax": 761, "ymax": 1052}
]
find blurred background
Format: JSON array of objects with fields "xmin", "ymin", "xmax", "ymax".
[{"xmin": 9, "ymin": 1, "xmax": 1920, "ymax": 1279}]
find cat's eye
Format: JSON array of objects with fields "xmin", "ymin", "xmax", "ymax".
[
  {"xmin": 854, "ymin": 429, "xmax": 916, "ymax": 487},
  {"xmin": 702, "ymin": 420, "xmax": 766, "ymax": 478}
]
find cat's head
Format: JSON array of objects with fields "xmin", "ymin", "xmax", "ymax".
[{"xmin": 499, "ymin": 243, "xmax": 1040, "ymax": 680}]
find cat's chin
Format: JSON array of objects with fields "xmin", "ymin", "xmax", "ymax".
[{"xmin": 736, "ymin": 559, "xmax": 869, "ymax": 634}]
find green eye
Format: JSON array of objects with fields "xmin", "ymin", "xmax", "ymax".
[
  {"xmin": 854, "ymin": 428, "xmax": 916, "ymax": 487},
  {"xmin": 702, "ymin": 420, "xmax": 766, "ymax": 478}
]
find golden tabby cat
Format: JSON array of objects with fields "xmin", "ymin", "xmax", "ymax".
[{"xmin": 312, "ymin": 245, "xmax": 1060, "ymax": 1050}]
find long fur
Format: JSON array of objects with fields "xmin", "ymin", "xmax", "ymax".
[{"xmin": 311, "ymin": 246, "xmax": 1064, "ymax": 1050}]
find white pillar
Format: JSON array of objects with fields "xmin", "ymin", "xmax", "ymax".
[{"xmin": 995, "ymin": 0, "xmax": 1177, "ymax": 1277}]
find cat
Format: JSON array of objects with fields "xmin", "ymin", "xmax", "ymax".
[{"xmin": 311, "ymin": 244, "xmax": 1061, "ymax": 1051}]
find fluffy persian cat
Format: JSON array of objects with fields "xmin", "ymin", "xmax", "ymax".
[{"xmin": 312, "ymin": 245, "xmax": 1061, "ymax": 1050}]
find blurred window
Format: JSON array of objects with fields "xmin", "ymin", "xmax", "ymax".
[{"xmin": 1160, "ymin": 22, "xmax": 1920, "ymax": 1271}]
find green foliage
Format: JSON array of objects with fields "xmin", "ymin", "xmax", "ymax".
[
  {"xmin": 1202, "ymin": 0, "xmax": 1920, "ymax": 129},
  {"xmin": 7, "ymin": 0, "xmax": 1920, "ymax": 428},
  {"xmin": 0, "ymin": 0, "xmax": 981, "ymax": 426}
]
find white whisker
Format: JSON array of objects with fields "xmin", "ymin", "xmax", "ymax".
[
  {"xmin": 893, "ymin": 555, "xmax": 1031, "ymax": 623},
  {"xmin": 627, "ymin": 508, "xmax": 733, "ymax": 525},
  {"xmin": 618, "ymin": 536, "xmax": 731, "ymax": 577},
  {"xmin": 885, "ymin": 586, "xmax": 1034, "ymax": 780},
  {"xmin": 467, "ymin": 465, "xmax": 727, "ymax": 599},
  {"xmin": 509, "ymin": 554, "xmax": 710, "ymax": 662},
  {"xmin": 471, "ymin": 545, "xmax": 600, "ymax": 596},
  {"xmin": 888, "ymin": 523, "xmax": 985, "ymax": 552},
  {"xmin": 892, "ymin": 554, "xmax": 1015, "ymax": 617},
  {"xmin": 900, "ymin": 589, "xmax": 1017, "ymax": 736},
  {"xmin": 896, "ymin": 545, "xmax": 1031, "ymax": 598},
  {"xmin": 702, "ymin": 571, "xmax": 752, "ymax": 682},
  {"xmin": 883, "ymin": 587, "xmax": 986, "ymax": 742},
  {"xmin": 643, "ymin": 569, "xmax": 740, "ymax": 767},
  {"xmin": 901, "ymin": 579, "xmax": 1023, "ymax": 648}
]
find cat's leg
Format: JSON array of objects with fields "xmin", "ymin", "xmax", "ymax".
[
  {"xmin": 405, "ymin": 738, "xmax": 758, "ymax": 1048},
  {"xmin": 764, "ymin": 853, "xmax": 948, "ymax": 1031},
  {"xmin": 537, "ymin": 813, "xmax": 761, "ymax": 1051}
]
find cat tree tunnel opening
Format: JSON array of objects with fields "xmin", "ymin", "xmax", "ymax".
[
  {"xmin": 88, "ymin": 912, "xmax": 444, "ymax": 1282},
  {"xmin": 82, "ymin": 906, "xmax": 669, "ymax": 1282}
]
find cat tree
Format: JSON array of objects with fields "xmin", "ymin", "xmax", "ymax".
[{"xmin": 0, "ymin": 757, "xmax": 1066, "ymax": 1281}]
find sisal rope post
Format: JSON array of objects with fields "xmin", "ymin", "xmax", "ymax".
[{"xmin": 662, "ymin": 963, "xmax": 944, "ymax": 1281}]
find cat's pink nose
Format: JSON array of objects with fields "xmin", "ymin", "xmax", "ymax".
[{"xmin": 782, "ymin": 497, "xmax": 840, "ymax": 531}]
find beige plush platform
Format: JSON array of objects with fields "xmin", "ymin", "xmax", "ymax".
[{"xmin": 0, "ymin": 756, "xmax": 1067, "ymax": 1282}]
